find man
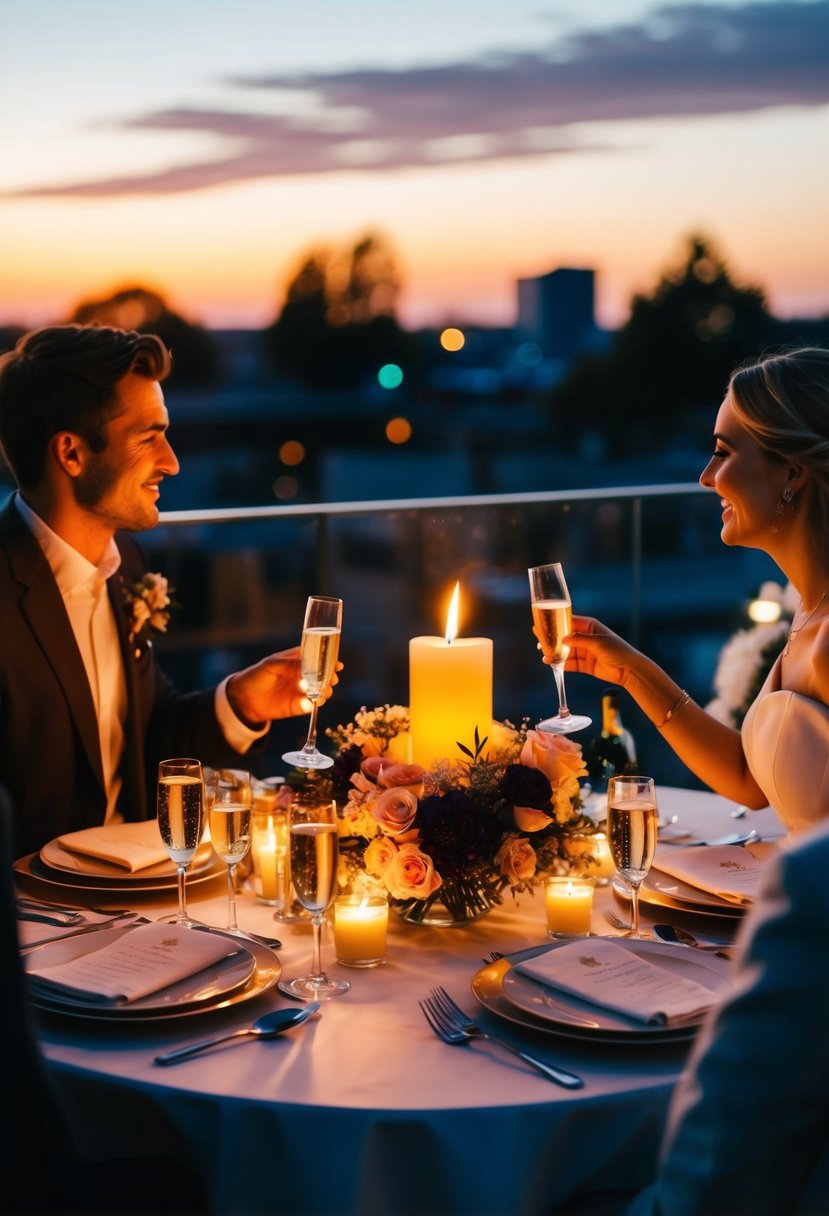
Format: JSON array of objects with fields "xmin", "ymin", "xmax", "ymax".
[
  {"xmin": 0, "ymin": 323, "xmax": 318, "ymax": 857},
  {"xmin": 628, "ymin": 821, "xmax": 829, "ymax": 1216}
]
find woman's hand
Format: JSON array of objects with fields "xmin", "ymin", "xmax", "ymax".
[{"xmin": 561, "ymin": 615, "xmax": 639, "ymax": 689}]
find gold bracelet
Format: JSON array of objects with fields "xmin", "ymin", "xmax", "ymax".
[{"xmin": 656, "ymin": 690, "xmax": 691, "ymax": 729}]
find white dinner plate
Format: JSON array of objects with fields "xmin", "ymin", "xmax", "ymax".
[
  {"xmin": 38, "ymin": 836, "xmax": 216, "ymax": 882},
  {"xmin": 613, "ymin": 871, "xmax": 745, "ymax": 918},
  {"xmin": 472, "ymin": 939, "xmax": 729, "ymax": 1044},
  {"xmin": 27, "ymin": 927, "xmax": 280, "ymax": 1022},
  {"xmin": 14, "ymin": 850, "xmax": 226, "ymax": 894}
]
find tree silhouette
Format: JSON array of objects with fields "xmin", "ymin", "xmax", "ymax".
[
  {"xmin": 70, "ymin": 286, "xmax": 222, "ymax": 387},
  {"xmin": 548, "ymin": 235, "xmax": 778, "ymax": 454},
  {"xmin": 264, "ymin": 233, "xmax": 419, "ymax": 390}
]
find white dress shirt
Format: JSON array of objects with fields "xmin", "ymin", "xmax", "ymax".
[{"xmin": 15, "ymin": 496, "xmax": 266, "ymax": 823}]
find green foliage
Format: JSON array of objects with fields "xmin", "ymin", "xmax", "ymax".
[
  {"xmin": 263, "ymin": 232, "xmax": 421, "ymax": 390},
  {"xmin": 70, "ymin": 286, "xmax": 222, "ymax": 387},
  {"xmin": 547, "ymin": 234, "xmax": 778, "ymax": 454}
]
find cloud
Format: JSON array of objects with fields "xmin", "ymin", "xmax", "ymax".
[{"xmin": 8, "ymin": 0, "xmax": 829, "ymax": 198}]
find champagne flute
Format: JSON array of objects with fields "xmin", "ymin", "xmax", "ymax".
[
  {"xmin": 282, "ymin": 595, "xmax": 342, "ymax": 770},
  {"xmin": 278, "ymin": 795, "xmax": 349, "ymax": 1000},
  {"xmin": 157, "ymin": 758, "xmax": 206, "ymax": 928},
  {"xmin": 607, "ymin": 774, "xmax": 659, "ymax": 938},
  {"xmin": 528, "ymin": 562, "xmax": 592, "ymax": 734},
  {"xmin": 207, "ymin": 768, "xmax": 253, "ymax": 935}
]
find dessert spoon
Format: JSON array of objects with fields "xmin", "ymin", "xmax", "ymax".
[{"xmin": 155, "ymin": 1002, "xmax": 319, "ymax": 1065}]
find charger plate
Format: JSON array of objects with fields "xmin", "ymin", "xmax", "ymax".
[
  {"xmin": 472, "ymin": 939, "xmax": 729, "ymax": 1045},
  {"xmin": 14, "ymin": 851, "xmax": 225, "ymax": 894},
  {"xmin": 39, "ymin": 836, "xmax": 215, "ymax": 882},
  {"xmin": 612, "ymin": 873, "xmax": 744, "ymax": 919},
  {"xmin": 27, "ymin": 926, "xmax": 280, "ymax": 1022}
]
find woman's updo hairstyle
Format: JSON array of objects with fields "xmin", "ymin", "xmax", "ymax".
[{"xmin": 728, "ymin": 347, "xmax": 829, "ymax": 534}]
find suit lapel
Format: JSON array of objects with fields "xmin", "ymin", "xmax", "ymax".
[
  {"xmin": 1, "ymin": 501, "xmax": 104, "ymax": 790},
  {"xmin": 109, "ymin": 557, "xmax": 149, "ymax": 821}
]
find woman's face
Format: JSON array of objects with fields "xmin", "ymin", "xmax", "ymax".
[{"xmin": 699, "ymin": 392, "xmax": 788, "ymax": 550}]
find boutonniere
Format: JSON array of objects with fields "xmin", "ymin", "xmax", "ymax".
[{"xmin": 124, "ymin": 572, "xmax": 178, "ymax": 657}]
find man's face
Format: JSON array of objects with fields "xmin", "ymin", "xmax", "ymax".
[{"xmin": 73, "ymin": 372, "xmax": 179, "ymax": 532}]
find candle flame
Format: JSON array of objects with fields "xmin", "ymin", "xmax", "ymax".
[{"xmin": 445, "ymin": 581, "xmax": 460, "ymax": 643}]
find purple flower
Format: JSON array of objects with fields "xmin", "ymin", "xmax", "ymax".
[{"xmin": 501, "ymin": 764, "xmax": 552, "ymax": 811}]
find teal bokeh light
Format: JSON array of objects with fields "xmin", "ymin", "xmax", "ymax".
[{"xmin": 377, "ymin": 363, "xmax": 404, "ymax": 389}]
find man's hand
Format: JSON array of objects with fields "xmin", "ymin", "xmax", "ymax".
[{"xmin": 225, "ymin": 647, "xmax": 341, "ymax": 728}]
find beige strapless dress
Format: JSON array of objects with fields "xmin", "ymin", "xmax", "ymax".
[{"xmin": 742, "ymin": 653, "xmax": 829, "ymax": 837}]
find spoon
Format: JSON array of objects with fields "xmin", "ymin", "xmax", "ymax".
[
  {"xmin": 652, "ymin": 924, "xmax": 733, "ymax": 957},
  {"xmin": 154, "ymin": 1002, "xmax": 320, "ymax": 1065}
]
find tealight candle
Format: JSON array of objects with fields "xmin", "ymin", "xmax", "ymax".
[
  {"xmin": 545, "ymin": 876, "xmax": 595, "ymax": 938},
  {"xmin": 334, "ymin": 895, "xmax": 389, "ymax": 967},
  {"xmin": 564, "ymin": 832, "xmax": 616, "ymax": 884},
  {"xmin": 409, "ymin": 582, "xmax": 493, "ymax": 769},
  {"xmin": 250, "ymin": 810, "xmax": 289, "ymax": 906}
]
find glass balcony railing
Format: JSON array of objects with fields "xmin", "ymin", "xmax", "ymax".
[{"xmin": 145, "ymin": 482, "xmax": 780, "ymax": 789}]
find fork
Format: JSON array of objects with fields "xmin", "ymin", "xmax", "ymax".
[
  {"xmin": 419, "ymin": 986, "xmax": 583, "ymax": 1089},
  {"xmin": 605, "ymin": 909, "xmax": 642, "ymax": 934}
]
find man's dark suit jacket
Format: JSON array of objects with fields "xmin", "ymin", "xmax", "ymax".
[{"xmin": 0, "ymin": 496, "xmax": 242, "ymax": 857}]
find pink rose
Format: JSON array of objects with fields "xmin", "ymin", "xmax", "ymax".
[
  {"xmin": 513, "ymin": 805, "xmax": 554, "ymax": 833},
  {"xmin": 371, "ymin": 787, "xmax": 418, "ymax": 835},
  {"xmin": 361, "ymin": 756, "xmax": 386, "ymax": 782},
  {"xmin": 496, "ymin": 836, "xmax": 537, "ymax": 883},
  {"xmin": 383, "ymin": 843, "xmax": 441, "ymax": 900},
  {"xmin": 520, "ymin": 730, "xmax": 585, "ymax": 800},
  {"xmin": 377, "ymin": 763, "xmax": 425, "ymax": 793},
  {"xmin": 364, "ymin": 836, "xmax": 398, "ymax": 876}
]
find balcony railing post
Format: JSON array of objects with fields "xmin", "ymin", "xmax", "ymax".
[{"xmin": 630, "ymin": 496, "xmax": 643, "ymax": 649}]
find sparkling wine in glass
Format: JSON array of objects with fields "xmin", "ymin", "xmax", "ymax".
[
  {"xmin": 207, "ymin": 768, "xmax": 253, "ymax": 936},
  {"xmin": 607, "ymin": 774, "xmax": 658, "ymax": 939},
  {"xmin": 282, "ymin": 596, "xmax": 342, "ymax": 771},
  {"xmin": 278, "ymin": 796, "xmax": 348, "ymax": 1000},
  {"xmin": 157, "ymin": 758, "xmax": 205, "ymax": 928},
  {"xmin": 528, "ymin": 562, "xmax": 591, "ymax": 735}
]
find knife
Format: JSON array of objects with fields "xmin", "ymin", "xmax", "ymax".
[{"xmin": 20, "ymin": 912, "xmax": 145, "ymax": 952}]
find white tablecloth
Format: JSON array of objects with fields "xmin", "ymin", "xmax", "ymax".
[{"xmin": 31, "ymin": 790, "xmax": 785, "ymax": 1216}]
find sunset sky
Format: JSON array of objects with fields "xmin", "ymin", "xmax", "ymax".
[{"xmin": 1, "ymin": 0, "xmax": 827, "ymax": 333}]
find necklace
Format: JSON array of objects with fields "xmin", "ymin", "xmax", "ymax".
[{"xmin": 785, "ymin": 591, "xmax": 829, "ymax": 656}]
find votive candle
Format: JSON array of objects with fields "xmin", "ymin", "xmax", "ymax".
[
  {"xmin": 334, "ymin": 895, "xmax": 389, "ymax": 967},
  {"xmin": 545, "ymin": 876, "xmax": 595, "ymax": 938}
]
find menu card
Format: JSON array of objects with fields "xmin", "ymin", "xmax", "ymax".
[
  {"xmin": 515, "ymin": 939, "xmax": 717, "ymax": 1026},
  {"xmin": 55, "ymin": 820, "xmax": 171, "ymax": 873},
  {"xmin": 653, "ymin": 844, "xmax": 766, "ymax": 905},
  {"xmin": 25, "ymin": 923, "xmax": 244, "ymax": 1005}
]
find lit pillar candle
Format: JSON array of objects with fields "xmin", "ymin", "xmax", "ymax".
[
  {"xmin": 545, "ymin": 876, "xmax": 595, "ymax": 937},
  {"xmin": 409, "ymin": 582, "xmax": 493, "ymax": 769},
  {"xmin": 334, "ymin": 896, "xmax": 389, "ymax": 967},
  {"xmin": 251, "ymin": 811, "xmax": 288, "ymax": 904}
]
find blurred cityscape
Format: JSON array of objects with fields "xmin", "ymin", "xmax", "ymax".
[{"xmin": 2, "ymin": 233, "xmax": 826, "ymax": 788}]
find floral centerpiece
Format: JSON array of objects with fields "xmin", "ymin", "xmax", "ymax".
[
  {"xmin": 287, "ymin": 704, "xmax": 596, "ymax": 925},
  {"xmin": 706, "ymin": 581, "xmax": 797, "ymax": 727}
]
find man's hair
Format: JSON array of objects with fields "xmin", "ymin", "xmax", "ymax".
[{"xmin": 0, "ymin": 324, "xmax": 171, "ymax": 489}]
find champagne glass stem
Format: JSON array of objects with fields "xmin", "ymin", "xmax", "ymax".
[
  {"xmin": 176, "ymin": 864, "xmax": 188, "ymax": 924},
  {"xmin": 227, "ymin": 864, "xmax": 239, "ymax": 931},
  {"xmin": 552, "ymin": 664, "xmax": 572, "ymax": 720},
  {"xmin": 302, "ymin": 698, "xmax": 321, "ymax": 753},
  {"xmin": 630, "ymin": 885, "xmax": 642, "ymax": 938},
  {"xmin": 309, "ymin": 914, "xmax": 325, "ymax": 981}
]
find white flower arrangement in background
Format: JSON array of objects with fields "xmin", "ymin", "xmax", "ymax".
[{"xmin": 706, "ymin": 581, "xmax": 799, "ymax": 727}]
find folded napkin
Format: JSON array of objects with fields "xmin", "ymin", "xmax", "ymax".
[
  {"xmin": 515, "ymin": 939, "xmax": 717, "ymax": 1026},
  {"xmin": 25, "ymin": 923, "xmax": 244, "ymax": 1005},
  {"xmin": 652, "ymin": 844, "xmax": 766, "ymax": 905},
  {"xmin": 55, "ymin": 820, "xmax": 173, "ymax": 873}
]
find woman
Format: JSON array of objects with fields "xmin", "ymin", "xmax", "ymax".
[{"xmin": 563, "ymin": 347, "xmax": 829, "ymax": 837}]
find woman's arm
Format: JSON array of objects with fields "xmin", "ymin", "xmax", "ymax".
[{"xmin": 563, "ymin": 615, "xmax": 768, "ymax": 807}]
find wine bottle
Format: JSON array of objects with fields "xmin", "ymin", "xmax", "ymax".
[{"xmin": 585, "ymin": 690, "xmax": 637, "ymax": 793}]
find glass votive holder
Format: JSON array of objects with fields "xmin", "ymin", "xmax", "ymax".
[
  {"xmin": 333, "ymin": 895, "xmax": 389, "ymax": 968},
  {"xmin": 564, "ymin": 831, "xmax": 616, "ymax": 886},
  {"xmin": 545, "ymin": 875, "xmax": 596, "ymax": 939}
]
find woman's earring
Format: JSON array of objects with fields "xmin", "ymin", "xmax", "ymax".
[{"xmin": 772, "ymin": 485, "xmax": 794, "ymax": 532}]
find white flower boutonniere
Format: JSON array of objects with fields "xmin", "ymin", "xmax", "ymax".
[{"xmin": 124, "ymin": 572, "xmax": 177, "ymax": 657}]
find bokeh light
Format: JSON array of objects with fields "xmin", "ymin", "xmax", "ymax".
[
  {"xmin": 273, "ymin": 475, "xmax": 298, "ymax": 500},
  {"xmin": 377, "ymin": 363, "xmax": 404, "ymax": 389},
  {"xmin": 385, "ymin": 416, "xmax": 412, "ymax": 444},
  {"xmin": 279, "ymin": 440, "xmax": 306, "ymax": 466},
  {"xmin": 440, "ymin": 327, "xmax": 465, "ymax": 352},
  {"xmin": 748, "ymin": 597, "xmax": 782, "ymax": 623}
]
